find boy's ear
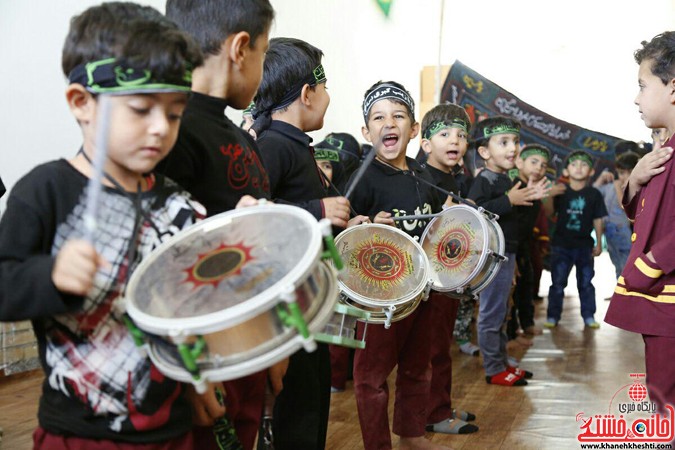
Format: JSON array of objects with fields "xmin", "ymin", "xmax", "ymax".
[
  {"xmin": 361, "ymin": 125, "xmax": 372, "ymax": 143},
  {"xmin": 229, "ymin": 31, "xmax": 252, "ymax": 67},
  {"xmin": 420, "ymin": 138, "xmax": 432, "ymax": 155},
  {"xmin": 477, "ymin": 145, "xmax": 491, "ymax": 161},
  {"xmin": 300, "ymin": 84, "xmax": 313, "ymax": 106},
  {"xmin": 589, "ymin": 168, "xmax": 596, "ymax": 178},
  {"xmin": 65, "ymin": 84, "xmax": 96, "ymax": 123},
  {"xmin": 410, "ymin": 121, "xmax": 420, "ymax": 140},
  {"xmin": 562, "ymin": 168, "xmax": 569, "ymax": 178},
  {"xmin": 515, "ymin": 157, "xmax": 524, "ymax": 170}
]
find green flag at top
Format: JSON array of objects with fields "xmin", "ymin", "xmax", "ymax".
[{"xmin": 375, "ymin": 0, "xmax": 392, "ymax": 17}]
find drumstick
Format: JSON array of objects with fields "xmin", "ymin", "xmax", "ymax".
[
  {"xmin": 391, "ymin": 213, "xmax": 442, "ymax": 221},
  {"xmin": 83, "ymin": 95, "xmax": 112, "ymax": 243},
  {"xmin": 344, "ymin": 149, "xmax": 376, "ymax": 200}
]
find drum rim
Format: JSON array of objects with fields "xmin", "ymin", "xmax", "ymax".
[
  {"xmin": 145, "ymin": 261, "xmax": 339, "ymax": 383},
  {"xmin": 125, "ymin": 204, "xmax": 322, "ymax": 336},
  {"xmin": 334, "ymin": 223, "xmax": 430, "ymax": 307},
  {"xmin": 421, "ymin": 204, "xmax": 494, "ymax": 292}
]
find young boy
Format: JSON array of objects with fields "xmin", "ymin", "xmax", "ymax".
[
  {"xmin": 348, "ymin": 80, "xmax": 450, "ymax": 450},
  {"xmin": 252, "ymin": 37, "xmax": 351, "ymax": 450},
  {"xmin": 467, "ymin": 116, "xmax": 547, "ymax": 386},
  {"xmin": 543, "ymin": 150, "xmax": 607, "ymax": 328},
  {"xmin": 156, "ymin": 1, "xmax": 277, "ymax": 448},
  {"xmin": 419, "ymin": 103, "xmax": 478, "ymax": 435},
  {"xmin": 605, "ymin": 31, "xmax": 675, "ymax": 415},
  {"xmin": 593, "ymin": 151, "xmax": 640, "ymax": 279},
  {"xmin": 0, "ymin": 4, "xmax": 205, "ymax": 447},
  {"xmin": 508, "ymin": 144, "xmax": 552, "ymax": 339}
]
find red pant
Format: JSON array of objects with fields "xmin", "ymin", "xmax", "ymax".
[
  {"xmin": 353, "ymin": 299, "xmax": 434, "ymax": 450},
  {"xmin": 330, "ymin": 345, "xmax": 351, "ymax": 389},
  {"xmin": 192, "ymin": 371, "xmax": 267, "ymax": 450},
  {"xmin": 427, "ymin": 292, "xmax": 460, "ymax": 423}
]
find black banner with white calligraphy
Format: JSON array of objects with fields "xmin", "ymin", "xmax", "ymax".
[{"xmin": 441, "ymin": 60, "xmax": 627, "ymax": 177}]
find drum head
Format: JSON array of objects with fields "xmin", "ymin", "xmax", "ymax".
[
  {"xmin": 335, "ymin": 224, "xmax": 429, "ymax": 307},
  {"xmin": 421, "ymin": 205, "xmax": 490, "ymax": 292},
  {"xmin": 126, "ymin": 204, "xmax": 321, "ymax": 336}
]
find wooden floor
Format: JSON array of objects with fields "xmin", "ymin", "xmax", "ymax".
[{"xmin": 0, "ymin": 252, "xmax": 646, "ymax": 449}]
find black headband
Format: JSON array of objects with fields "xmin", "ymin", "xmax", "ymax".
[
  {"xmin": 68, "ymin": 57, "xmax": 192, "ymax": 95},
  {"xmin": 362, "ymin": 83, "xmax": 414, "ymax": 122},
  {"xmin": 253, "ymin": 64, "xmax": 327, "ymax": 118}
]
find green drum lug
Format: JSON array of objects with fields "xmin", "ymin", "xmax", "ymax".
[
  {"xmin": 122, "ymin": 315, "xmax": 145, "ymax": 348},
  {"xmin": 322, "ymin": 234, "xmax": 344, "ymax": 270},
  {"xmin": 177, "ymin": 336, "xmax": 206, "ymax": 381},
  {"xmin": 276, "ymin": 302, "xmax": 311, "ymax": 339}
]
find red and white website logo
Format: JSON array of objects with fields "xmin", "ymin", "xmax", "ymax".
[{"xmin": 577, "ymin": 373, "xmax": 673, "ymax": 448}]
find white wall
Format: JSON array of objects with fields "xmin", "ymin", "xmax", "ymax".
[{"xmin": 1, "ymin": 0, "xmax": 673, "ymax": 210}]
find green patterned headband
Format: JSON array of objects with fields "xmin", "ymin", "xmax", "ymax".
[
  {"xmin": 520, "ymin": 147, "xmax": 550, "ymax": 160},
  {"xmin": 314, "ymin": 148, "xmax": 340, "ymax": 162},
  {"xmin": 567, "ymin": 152, "xmax": 593, "ymax": 167},
  {"xmin": 68, "ymin": 57, "xmax": 192, "ymax": 94},
  {"xmin": 423, "ymin": 119, "xmax": 469, "ymax": 140},
  {"xmin": 480, "ymin": 123, "xmax": 521, "ymax": 139}
]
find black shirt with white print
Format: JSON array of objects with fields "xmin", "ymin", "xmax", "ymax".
[
  {"xmin": 0, "ymin": 159, "xmax": 204, "ymax": 443},
  {"xmin": 348, "ymin": 157, "xmax": 442, "ymax": 242}
]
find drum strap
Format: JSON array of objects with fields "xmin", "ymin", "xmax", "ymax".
[{"xmin": 78, "ymin": 148, "xmax": 169, "ymax": 293}]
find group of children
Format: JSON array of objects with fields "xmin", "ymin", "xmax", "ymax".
[{"xmin": 1, "ymin": 0, "xmax": 674, "ymax": 448}]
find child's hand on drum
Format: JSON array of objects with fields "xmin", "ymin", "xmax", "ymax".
[
  {"xmin": 322, "ymin": 196, "xmax": 351, "ymax": 228},
  {"xmin": 267, "ymin": 357, "xmax": 290, "ymax": 396},
  {"xmin": 373, "ymin": 211, "xmax": 394, "ymax": 226},
  {"xmin": 187, "ymin": 382, "xmax": 227, "ymax": 426},
  {"xmin": 235, "ymin": 195, "xmax": 269, "ymax": 209},
  {"xmin": 52, "ymin": 239, "xmax": 108, "ymax": 296},
  {"xmin": 347, "ymin": 215, "xmax": 370, "ymax": 228}
]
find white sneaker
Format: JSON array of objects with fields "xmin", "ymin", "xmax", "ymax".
[{"xmin": 459, "ymin": 342, "xmax": 480, "ymax": 356}]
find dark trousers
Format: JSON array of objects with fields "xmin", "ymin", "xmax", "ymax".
[
  {"xmin": 269, "ymin": 344, "xmax": 331, "ymax": 450},
  {"xmin": 329, "ymin": 345, "xmax": 353, "ymax": 390},
  {"xmin": 508, "ymin": 253, "xmax": 535, "ymax": 339},
  {"xmin": 194, "ymin": 372, "xmax": 267, "ymax": 450},
  {"xmin": 427, "ymin": 293, "xmax": 460, "ymax": 424},
  {"xmin": 353, "ymin": 300, "xmax": 433, "ymax": 450},
  {"xmin": 546, "ymin": 246, "xmax": 596, "ymax": 322}
]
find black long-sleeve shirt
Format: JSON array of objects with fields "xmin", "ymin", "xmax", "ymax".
[{"xmin": 256, "ymin": 120, "xmax": 327, "ymax": 220}]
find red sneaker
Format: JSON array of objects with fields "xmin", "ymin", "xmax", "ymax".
[
  {"xmin": 507, "ymin": 366, "xmax": 533, "ymax": 379},
  {"xmin": 485, "ymin": 370, "xmax": 527, "ymax": 386}
]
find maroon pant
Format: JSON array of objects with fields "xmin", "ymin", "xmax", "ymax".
[
  {"xmin": 427, "ymin": 292, "xmax": 460, "ymax": 424},
  {"xmin": 643, "ymin": 335, "xmax": 675, "ymax": 414},
  {"xmin": 353, "ymin": 300, "xmax": 434, "ymax": 450},
  {"xmin": 192, "ymin": 371, "xmax": 267, "ymax": 450},
  {"xmin": 330, "ymin": 344, "xmax": 351, "ymax": 389}
]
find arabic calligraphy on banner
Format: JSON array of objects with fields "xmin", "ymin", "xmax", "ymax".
[{"xmin": 440, "ymin": 60, "xmax": 628, "ymax": 177}]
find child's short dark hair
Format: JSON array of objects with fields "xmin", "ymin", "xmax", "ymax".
[
  {"xmin": 565, "ymin": 150, "xmax": 594, "ymax": 168},
  {"xmin": 362, "ymin": 80, "xmax": 415, "ymax": 124},
  {"xmin": 520, "ymin": 143, "xmax": 551, "ymax": 161},
  {"xmin": 62, "ymin": 2, "xmax": 164, "ymax": 76},
  {"xmin": 63, "ymin": 6, "xmax": 203, "ymax": 91},
  {"xmin": 615, "ymin": 151, "xmax": 640, "ymax": 171},
  {"xmin": 470, "ymin": 115, "xmax": 521, "ymax": 149},
  {"xmin": 635, "ymin": 31, "xmax": 675, "ymax": 85},
  {"xmin": 254, "ymin": 37, "xmax": 324, "ymax": 116},
  {"xmin": 166, "ymin": 0, "xmax": 274, "ymax": 56},
  {"xmin": 421, "ymin": 103, "xmax": 470, "ymax": 140}
]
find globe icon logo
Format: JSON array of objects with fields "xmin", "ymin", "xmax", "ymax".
[
  {"xmin": 629, "ymin": 382, "xmax": 648, "ymax": 402},
  {"xmin": 635, "ymin": 423, "xmax": 646, "ymax": 433}
]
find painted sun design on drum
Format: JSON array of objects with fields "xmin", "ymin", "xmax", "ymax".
[
  {"xmin": 434, "ymin": 224, "xmax": 474, "ymax": 272},
  {"xmin": 349, "ymin": 234, "xmax": 413, "ymax": 289},
  {"xmin": 183, "ymin": 242, "xmax": 254, "ymax": 289}
]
